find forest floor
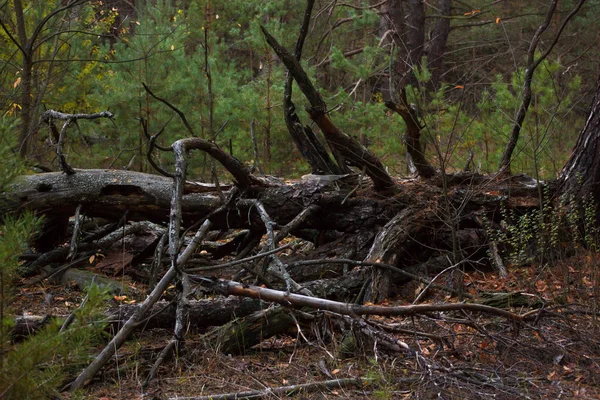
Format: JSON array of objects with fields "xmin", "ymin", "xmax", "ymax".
[{"xmin": 12, "ymin": 249, "xmax": 600, "ymax": 399}]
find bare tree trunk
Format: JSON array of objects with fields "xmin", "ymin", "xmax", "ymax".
[
  {"xmin": 559, "ymin": 76, "xmax": 600, "ymax": 202},
  {"xmin": 377, "ymin": 0, "xmax": 436, "ymax": 178},
  {"xmin": 427, "ymin": 0, "xmax": 452, "ymax": 88},
  {"xmin": 377, "ymin": 0, "xmax": 404, "ymax": 102},
  {"xmin": 13, "ymin": 0, "xmax": 33, "ymax": 157},
  {"xmin": 405, "ymin": 0, "xmax": 426, "ymax": 83}
]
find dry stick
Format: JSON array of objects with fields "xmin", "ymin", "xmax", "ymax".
[
  {"xmin": 168, "ymin": 378, "xmax": 364, "ymax": 400},
  {"xmin": 143, "ymin": 271, "xmax": 191, "ymax": 387},
  {"xmin": 237, "ymin": 199, "xmax": 312, "ymax": 295},
  {"xmin": 149, "ymin": 232, "xmax": 168, "ymax": 289},
  {"xmin": 205, "ymin": 279, "xmax": 523, "ymax": 321},
  {"xmin": 169, "ymin": 140, "xmax": 186, "ymax": 275},
  {"xmin": 498, "ymin": 0, "xmax": 586, "ymax": 173},
  {"xmin": 273, "ymin": 204, "xmax": 320, "ymax": 243},
  {"xmin": 261, "ymin": 25, "xmax": 395, "ymax": 190},
  {"xmin": 142, "ymin": 84, "xmax": 262, "ymax": 189},
  {"xmin": 67, "ymin": 203, "xmax": 83, "ymax": 260},
  {"xmin": 56, "ymin": 118, "xmax": 75, "ymax": 175},
  {"xmin": 40, "ymin": 109, "xmax": 115, "ymax": 175},
  {"xmin": 230, "ymin": 204, "xmax": 320, "ymax": 283},
  {"xmin": 185, "ymin": 243, "xmax": 293, "ymax": 273},
  {"xmin": 82, "ymin": 211, "xmax": 129, "ymax": 242},
  {"xmin": 412, "ymin": 258, "xmax": 475, "ymax": 304},
  {"xmin": 144, "ymin": 139, "xmax": 201, "ymax": 386},
  {"xmin": 141, "ymin": 118, "xmax": 175, "ymax": 178},
  {"xmin": 254, "ymin": 204, "xmax": 320, "ymax": 281},
  {"xmin": 68, "ymin": 219, "xmax": 213, "ymax": 391},
  {"xmin": 489, "ymin": 241, "xmax": 508, "ymax": 277},
  {"xmin": 140, "ymin": 117, "xmax": 172, "ymax": 152}
]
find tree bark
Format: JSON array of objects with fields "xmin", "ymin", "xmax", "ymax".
[
  {"xmin": 427, "ymin": 0, "xmax": 452, "ymax": 88},
  {"xmin": 559, "ymin": 77, "xmax": 600, "ymax": 201},
  {"xmin": 377, "ymin": 1, "xmax": 436, "ymax": 178},
  {"xmin": 282, "ymin": 0, "xmax": 344, "ymax": 175},
  {"xmin": 2, "ymin": 169, "xmax": 400, "ymax": 232}
]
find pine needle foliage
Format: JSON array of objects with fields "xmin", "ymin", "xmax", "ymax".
[{"xmin": 0, "ymin": 116, "xmax": 110, "ymax": 399}]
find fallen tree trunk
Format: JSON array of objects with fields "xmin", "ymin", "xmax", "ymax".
[
  {"xmin": 11, "ymin": 298, "xmax": 265, "ymax": 339},
  {"xmin": 2, "ymin": 169, "xmax": 400, "ymax": 232},
  {"xmin": 3, "ymin": 170, "xmax": 543, "ymax": 236}
]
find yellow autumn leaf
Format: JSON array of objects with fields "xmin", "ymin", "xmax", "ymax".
[
  {"xmin": 496, "ymin": 17, "xmax": 501, "ymax": 24},
  {"xmin": 89, "ymin": 255, "xmax": 95, "ymax": 263}
]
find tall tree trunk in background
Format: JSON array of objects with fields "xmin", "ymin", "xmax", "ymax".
[
  {"xmin": 559, "ymin": 77, "xmax": 600, "ymax": 202},
  {"xmin": 13, "ymin": 0, "xmax": 34, "ymax": 157},
  {"xmin": 378, "ymin": 0, "xmax": 435, "ymax": 178},
  {"xmin": 405, "ymin": 0, "xmax": 426, "ymax": 85},
  {"xmin": 427, "ymin": 0, "xmax": 452, "ymax": 88},
  {"xmin": 377, "ymin": 0, "xmax": 404, "ymax": 102},
  {"xmin": 379, "ymin": 0, "xmax": 426, "ymax": 93}
]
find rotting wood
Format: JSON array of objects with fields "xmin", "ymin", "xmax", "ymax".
[{"xmin": 200, "ymin": 306, "xmax": 298, "ymax": 355}]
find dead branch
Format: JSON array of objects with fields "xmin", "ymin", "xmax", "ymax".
[
  {"xmin": 204, "ymin": 279, "xmax": 527, "ymax": 322},
  {"xmin": 261, "ymin": 26, "xmax": 395, "ymax": 190},
  {"xmin": 168, "ymin": 378, "xmax": 365, "ymax": 400},
  {"xmin": 68, "ymin": 218, "xmax": 213, "ymax": 391},
  {"xmin": 67, "ymin": 203, "xmax": 83, "ymax": 260},
  {"xmin": 142, "ymin": 85, "xmax": 263, "ymax": 189},
  {"xmin": 282, "ymin": 0, "xmax": 343, "ymax": 175},
  {"xmin": 40, "ymin": 109, "xmax": 114, "ymax": 175},
  {"xmin": 498, "ymin": 0, "xmax": 586, "ymax": 173},
  {"xmin": 386, "ymin": 98, "xmax": 436, "ymax": 178}
]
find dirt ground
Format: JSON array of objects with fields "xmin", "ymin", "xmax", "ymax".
[{"xmin": 11, "ymin": 251, "xmax": 600, "ymax": 399}]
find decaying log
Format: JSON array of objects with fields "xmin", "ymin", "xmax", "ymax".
[
  {"xmin": 365, "ymin": 205, "xmax": 438, "ymax": 303},
  {"xmin": 10, "ymin": 298, "xmax": 266, "ymax": 341},
  {"xmin": 200, "ymin": 306, "xmax": 299, "ymax": 355},
  {"xmin": 2, "ymin": 170, "xmax": 400, "ymax": 233}
]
